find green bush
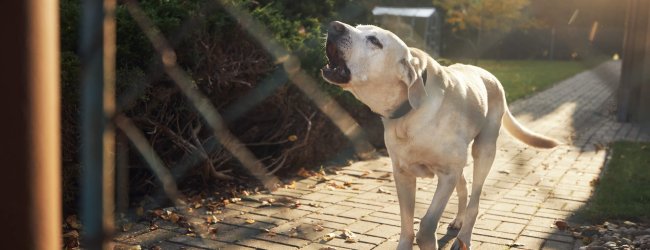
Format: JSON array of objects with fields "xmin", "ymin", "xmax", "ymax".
[{"xmin": 60, "ymin": 0, "xmax": 375, "ymax": 211}]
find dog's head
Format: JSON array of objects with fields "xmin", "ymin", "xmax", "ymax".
[{"xmin": 321, "ymin": 21, "xmax": 429, "ymax": 117}]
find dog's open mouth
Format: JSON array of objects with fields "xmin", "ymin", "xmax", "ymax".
[{"xmin": 321, "ymin": 40, "xmax": 351, "ymax": 84}]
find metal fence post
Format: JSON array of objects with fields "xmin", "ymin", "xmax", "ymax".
[
  {"xmin": 80, "ymin": 0, "xmax": 116, "ymax": 249},
  {"xmin": 0, "ymin": 0, "xmax": 61, "ymax": 249},
  {"xmin": 618, "ymin": 0, "xmax": 650, "ymax": 123}
]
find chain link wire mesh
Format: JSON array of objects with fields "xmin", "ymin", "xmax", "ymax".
[{"xmin": 71, "ymin": 0, "xmax": 624, "ymax": 247}]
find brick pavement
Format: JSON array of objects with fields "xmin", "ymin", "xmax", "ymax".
[{"xmin": 113, "ymin": 61, "xmax": 650, "ymax": 250}]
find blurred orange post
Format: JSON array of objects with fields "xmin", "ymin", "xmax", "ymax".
[{"xmin": 0, "ymin": 0, "xmax": 61, "ymax": 249}]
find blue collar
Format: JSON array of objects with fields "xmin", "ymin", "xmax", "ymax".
[{"xmin": 386, "ymin": 70, "xmax": 427, "ymax": 119}]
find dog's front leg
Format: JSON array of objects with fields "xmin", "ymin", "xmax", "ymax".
[
  {"xmin": 417, "ymin": 170, "xmax": 459, "ymax": 250},
  {"xmin": 393, "ymin": 165, "xmax": 416, "ymax": 250}
]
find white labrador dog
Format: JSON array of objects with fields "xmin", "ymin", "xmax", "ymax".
[{"xmin": 321, "ymin": 21, "xmax": 560, "ymax": 250}]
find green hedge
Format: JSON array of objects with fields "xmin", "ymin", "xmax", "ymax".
[{"xmin": 60, "ymin": 0, "xmax": 377, "ymax": 211}]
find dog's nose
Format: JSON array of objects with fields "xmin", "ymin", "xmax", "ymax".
[{"xmin": 328, "ymin": 21, "xmax": 347, "ymax": 37}]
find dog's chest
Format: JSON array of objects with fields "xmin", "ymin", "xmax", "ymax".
[{"xmin": 383, "ymin": 120, "xmax": 469, "ymax": 177}]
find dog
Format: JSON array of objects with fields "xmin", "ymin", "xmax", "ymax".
[{"xmin": 321, "ymin": 21, "xmax": 560, "ymax": 250}]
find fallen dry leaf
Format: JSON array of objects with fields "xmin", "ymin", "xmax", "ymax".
[
  {"xmin": 263, "ymin": 228, "xmax": 277, "ymax": 236},
  {"xmin": 507, "ymin": 242, "xmax": 525, "ymax": 248},
  {"xmin": 345, "ymin": 237, "xmax": 358, "ymax": 243},
  {"xmin": 121, "ymin": 223, "xmax": 133, "ymax": 232},
  {"xmin": 555, "ymin": 220, "xmax": 569, "ymax": 230},
  {"xmin": 260, "ymin": 197, "xmax": 277, "ymax": 203},
  {"xmin": 327, "ymin": 181, "xmax": 346, "ymax": 189},
  {"xmin": 590, "ymin": 177, "xmax": 600, "ymax": 187},
  {"xmin": 62, "ymin": 230, "xmax": 80, "ymax": 249},
  {"xmin": 65, "ymin": 215, "xmax": 81, "ymax": 230},
  {"xmin": 322, "ymin": 232, "xmax": 337, "ymax": 241},
  {"xmin": 284, "ymin": 181, "xmax": 296, "ymax": 189},
  {"xmin": 379, "ymin": 172, "xmax": 391, "ymax": 179},
  {"xmin": 341, "ymin": 229, "xmax": 358, "ymax": 243},
  {"xmin": 62, "ymin": 228, "xmax": 77, "ymax": 235},
  {"xmin": 169, "ymin": 213, "xmax": 180, "ymax": 223},
  {"xmin": 313, "ymin": 224, "xmax": 325, "ymax": 231},
  {"xmin": 594, "ymin": 143, "xmax": 605, "ymax": 152},
  {"xmin": 152, "ymin": 209, "xmax": 164, "ymax": 217},
  {"xmin": 149, "ymin": 222, "xmax": 159, "ymax": 231},
  {"xmin": 244, "ymin": 218, "xmax": 256, "ymax": 224},
  {"xmin": 498, "ymin": 170, "xmax": 511, "ymax": 175},
  {"xmin": 377, "ymin": 187, "xmax": 391, "ymax": 194},
  {"xmin": 297, "ymin": 168, "xmax": 315, "ymax": 178},
  {"xmin": 316, "ymin": 175, "xmax": 330, "ymax": 183},
  {"xmin": 114, "ymin": 245, "xmax": 142, "ymax": 250},
  {"xmin": 206, "ymin": 215, "xmax": 219, "ymax": 224}
]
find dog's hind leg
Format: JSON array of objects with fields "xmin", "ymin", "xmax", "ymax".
[
  {"xmin": 416, "ymin": 168, "xmax": 460, "ymax": 250},
  {"xmin": 449, "ymin": 173, "xmax": 468, "ymax": 230},
  {"xmin": 453, "ymin": 128, "xmax": 499, "ymax": 250}
]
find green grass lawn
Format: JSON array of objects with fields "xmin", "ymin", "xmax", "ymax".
[
  {"xmin": 577, "ymin": 141, "xmax": 650, "ymax": 222},
  {"xmin": 454, "ymin": 58, "xmax": 607, "ymax": 103}
]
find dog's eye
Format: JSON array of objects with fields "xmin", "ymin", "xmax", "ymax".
[{"xmin": 366, "ymin": 35, "xmax": 383, "ymax": 49}]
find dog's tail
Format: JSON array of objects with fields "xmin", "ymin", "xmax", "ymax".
[{"xmin": 502, "ymin": 107, "xmax": 561, "ymax": 149}]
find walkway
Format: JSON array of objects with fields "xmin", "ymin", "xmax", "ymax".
[{"xmin": 113, "ymin": 61, "xmax": 650, "ymax": 249}]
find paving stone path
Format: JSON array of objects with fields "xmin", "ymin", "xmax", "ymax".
[{"xmin": 113, "ymin": 61, "xmax": 650, "ymax": 250}]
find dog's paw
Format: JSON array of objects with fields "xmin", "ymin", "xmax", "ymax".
[
  {"xmin": 448, "ymin": 218, "xmax": 463, "ymax": 230},
  {"xmin": 451, "ymin": 238, "xmax": 470, "ymax": 250},
  {"xmin": 396, "ymin": 240, "xmax": 415, "ymax": 250},
  {"xmin": 396, "ymin": 234, "xmax": 415, "ymax": 250},
  {"xmin": 415, "ymin": 233, "xmax": 438, "ymax": 250}
]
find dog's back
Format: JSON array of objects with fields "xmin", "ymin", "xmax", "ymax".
[{"xmin": 445, "ymin": 63, "xmax": 560, "ymax": 148}]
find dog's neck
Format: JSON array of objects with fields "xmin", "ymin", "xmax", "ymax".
[
  {"xmin": 386, "ymin": 101, "xmax": 411, "ymax": 119},
  {"xmin": 385, "ymin": 70, "xmax": 428, "ymax": 119}
]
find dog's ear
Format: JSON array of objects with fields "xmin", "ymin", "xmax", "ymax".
[{"xmin": 399, "ymin": 55, "xmax": 428, "ymax": 109}]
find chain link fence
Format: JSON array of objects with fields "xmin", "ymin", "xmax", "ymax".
[{"xmin": 70, "ymin": 1, "xmax": 622, "ymax": 248}]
